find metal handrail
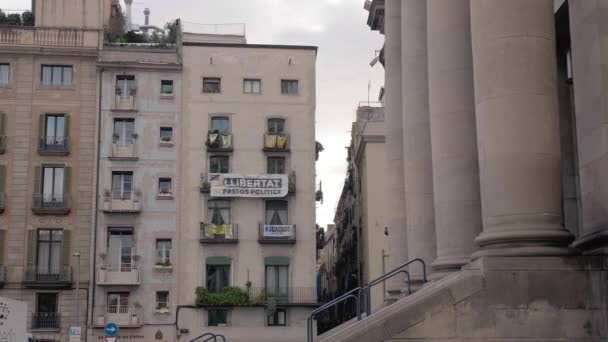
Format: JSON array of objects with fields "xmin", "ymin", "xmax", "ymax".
[
  {"xmin": 364, "ymin": 258, "xmax": 426, "ymax": 316},
  {"xmin": 306, "ymin": 287, "xmax": 362, "ymax": 342},
  {"xmin": 307, "ymin": 258, "xmax": 427, "ymax": 342},
  {"xmin": 189, "ymin": 332, "xmax": 226, "ymax": 342}
]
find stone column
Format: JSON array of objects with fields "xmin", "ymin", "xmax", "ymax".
[
  {"xmin": 470, "ymin": 0, "xmax": 573, "ymax": 257},
  {"xmin": 401, "ymin": 0, "xmax": 437, "ymax": 284},
  {"xmin": 383, "ymin": 0, "xmax": 408, "ymax": 295},
  {"xmin": 427, "ymin": 0, "xmax": 482, "ymax": 275}
]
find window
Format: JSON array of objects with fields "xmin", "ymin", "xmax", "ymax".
[
  {"xmin": 268, "ymin": 119, "xmax": 285, "ymax": 134},
  {"xmin": 37, "ymin": 229, "xmax": 64, "ymax": 274},
  {"xmin": 107, "ymin": 292, "xmax": 130, "ymax": 314},
  {"xmin": 210, "ymin": 117, "xmax": 230, "ymax": 134},
  {"xmin": 266, "ymin": 200, "xmax": 287, "ymax": 225},
  {"xmin": 206, "ymin": 263, "xmax": 230, "ymax": 294},
  {"xmin": 42, "ymin": 114, "xmax": 67, "ymax": 148},
  {"xmin": 210, "ymin": 156, "xmax": 229, "ymax": 174},
  {"xmin": 108, "ymin": 229, "xmax": 133, "ymax": 270},
  {"xmin": 281, "ymin": 80, "xmax": 298, "ymax": 95},
  {"xmin": 267, "ymin": 157, "xmax": 286, "ymax": 174},
  {"xmin": 42, "ymin": 166, "xmax": 65, "ymax": 201},
  {"xmin": 268, "ymin": 308, "xmax": 287, "ymax": 326},
  {"xmin": 208, "ymin": 200, "xmax": 230, "ymax": 225},
  {"xmin": 0, "ymin": 64, "xmax": 9, "ymax": 86},
  {"xmin": 160, "ymin": 127, "xmax": 173, "ymax": 143},
  {"xmin": 41, "ymin": 65, "xmax": 72, "ymax": 86},
  {"xmin": 203, "ymin": 78, "xmax": 221, "ymax": 93},
  {"xmin": 243, "ymin": 79, "xmax": 261, "ymax": 94},
  {"xmin": 111, "ymin": 171, "xmax": 133, "ymax": 200},
  {"xmin": 156, "ymin": 291, "xmax": 170, "ymax": 311},
  {"xmin": 35, "ymin": 293, "xmax": 58, "ymax": 329},
  {"xmin": 161, "ymin": 80, "xmax": 174, "ymax": 94},
  {"xmin": 116, "ymin": 75, "xmax": 136, "ymax": 97},
  {"xmin": 113, "ymin": 119, "xmax": 135, "ymax": 146},
  {"xmin": 266, "ymin": 264, "xmax": 289, "ymax": 302},
  {"xmin": 208, "ymin": 309, "xmax": 228, "ymax": 326},
  {"xmin": 158, "ymin": 178, "xmax": 172, "ymax": 196},
  {"xmin": 156, "ymin": 239, "xmax": 171, "ymax": 266}
]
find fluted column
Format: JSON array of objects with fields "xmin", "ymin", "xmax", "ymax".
[
  {"xmin": 470, "ymin": 0, "xmax": 573, "ymax": 257},
  {"xmin": 384, "ymin": 0, "xmax": 408, "ymax": 294},
  {"xmin": 427, "ymin": 0, "xmax": 482, "ymax": 275},
  {"xmin": 401, "ymin": 0, "xmax": 437, "ymax": 284}
]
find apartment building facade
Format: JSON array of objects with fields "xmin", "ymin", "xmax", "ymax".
[
  {"xmin": 0, "ymin": 0, "xmax": 106, "ymax": 339},
  {"xmin": 176, "ymin": 30, "xmax": 318, "ymax": 342},
  {"xmin": 89, "ymin": 45, "xmax": 182, "ymax": 341}
]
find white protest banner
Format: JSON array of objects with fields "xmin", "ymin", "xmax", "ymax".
[
  {"xmin": 209, "ymin": 174, "xmax": 288, "ymax": 198},
  {"xmin": 263, "ymin": 225, "xmax": 294, "ymax": 238}
]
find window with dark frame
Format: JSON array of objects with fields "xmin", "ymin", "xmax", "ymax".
[
  {"xmin": 243, "ymin": 79, "xmax": 261, "ymax": 94},
  {"xmin": 203, "ymin": 78, "xmax": 221, "ymax": 93},
  {"xmin": 210, "ymin": 117, "xmax": 230, "ymax": 134},
  {"xmin": 35, "ymin": 293, "xmax": 58, "ymax": 328},
  {"xmin": 265, "ymin": 200, "xmax": 288, "ymax": 225},
  {"xmin": 280, "ymin": 80, "xmax": 298, "ymax": 95},
  {"xmin": 161, "ymin": 80, "xmax": 174, "ymax": 94},
  {"xmin": 268, "ymin": 308, "xmax": 287, "ymax": 326},
  {"xmin": 206, "ymin": 263, "xmax": 230, "ymax": 294},
  {"xmin": 266, "ymin": 264, "xmax": 289, "ymax": 303},
  {"xmin": 156, "ymin": 239, "xmax": 172, "ymax": 266},
  {"xmin": 268, "ymin": 118, "xmax": 285, "ymax": 134},
  {"xmin": 0, "ymin": 64, "xmax": 9, "ymax": 86},
  {"xmin": 107, "ymin": 292, "xmax": 130, "ymax": 314},
  {"xmin": 267, "ymin": 157, "xmax": 286, "ymax": 174},
  {"xmin": 210, "ymin": 155, "xmax": 229, "ymax": 174},
  {"xmin": 208, "ymin": 200, "xmax": 230, "ymax": 225},
  {"xmin": 160, "ymin": 127, "xmax": 173, "ymax": 143},
  {"xmin": 42, "ymin": 166, "xmax": 65, "ymax": 201},
  {"xmin": 37, "ymin": 229, "xmax": 64, "ymax": 273},
  {"xmin": 41, "ymin": 65, "xmax": 72, "ymax": 86},
  {"xmin": 156, "ymin": 291, "xmax": 170, "ymax": 311},
  {"xmin": 111, "ymin": 171, "xmax": 133, "ymax": 200},
  {"xmin": 158, "ymin": 178, "xmax": 172, "ymax": 195},
  {"xmin": 208, "ymin": 308, "xmax": 228, "ymax": 326}
]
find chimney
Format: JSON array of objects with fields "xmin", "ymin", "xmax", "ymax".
[
  {"xmin": 124, "ymin": 0, "xmax": 133, "ymax": 30},
  {"xmin": 144, "ymin": 8, "xmax": 150, "ymax": 26}
]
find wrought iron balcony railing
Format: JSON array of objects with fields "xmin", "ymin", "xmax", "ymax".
[
  {"xmin": 32, "ymin": 312, "xmax": 61, "ymax": 330},
  {"xmin": 200, "ymin": 223, "xmax": 238, "ymax": 243},
  {"xmin": 93, "ymin": 305, "xmax": 143, "ymax": 327},
  {"xmin": 23, "ymin": 265, "xmax": 72, "ymax": 287},
  {"xmin": 31, "ymin": 193, "xmax": 71, "ymax": 215},
  {"xmin": 206, "ymin": 132, "xmax": 233, "ymax": 152},
  {"xmin": 97, "ymin": 264, "xmax": 140, "ymax": 286},
  {"xmin": 38, "ymin": 136, "xmax": 69, "ymax": 155},
  {"xmin": 110, "ymin": 142, "xmax": 137, "ymax": 160}
]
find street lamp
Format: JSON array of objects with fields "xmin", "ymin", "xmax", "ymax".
[{"xmin": 73, "ymin": 251, "xmax": 81, "ymax": 327}]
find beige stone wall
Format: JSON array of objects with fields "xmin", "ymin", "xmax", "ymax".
[
  {"xmin": 0, "ymin": 50, "xmax": 97, "ymax": 338},
  {"xmin": 34, "ymin": 0, "xmax": 110, "ymax": 30}
]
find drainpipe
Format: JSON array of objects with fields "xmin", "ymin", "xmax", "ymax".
[{"xmin": 88, "ymin": 66, "xmax": 104, "ymax": 331}]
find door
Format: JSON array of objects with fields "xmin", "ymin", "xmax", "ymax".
[
  {"xmin": 45, "ymin": 115, "xmax": 65, "ymax": 147},
  {"xmin": 113, "ymin": 119, "xmax": 134, "ymax": 147},
  {"xmin": 37, "ymin": 229, "xmax": 63, "ymax": 278},
  {"xmin": 111, "ymin": 172, "xmax": 133, "ymax": 200},
  {"xmin": 107, "ymin": 292, "xmax": 131, "ymax": 325},
  {"xmin": 266, "ymin": 265, "xmax": 289, "ymax": 303},
  {"xmin": 108, "ymin": 229, "xmax": 133, "ymax": 271},
  {"xmin": 42, "ymin": 166, "xmax": 64, "ymax": 205},
  {"xmin": 36, "ymin": 293, "xmax": 58, "ymax": 328}
]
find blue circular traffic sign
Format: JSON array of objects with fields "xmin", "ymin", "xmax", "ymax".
[{"xmin": 105, "ymin": 322, "xmax": 119, "ymax": 337}]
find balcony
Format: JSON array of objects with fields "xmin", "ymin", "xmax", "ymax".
[
  {"xmin": 97, "ymin": 265, "xmax": 140, "ymax": 286},
  {"xmin": 0, "ymin": 192, "xmax": 5, "ymax": 214},
  {"xmin": 258, "ymin": 224, "xmax": 296, "ymax": 244},
  {"xmin": 263, "ymin": 134, "xmax": 290, "ymax": 152},
  {"xmin": 102, "ymin": 191, "xmax": 142, "ymax": 213},
  {"xmin": 0, "ymin": 27, "xmax": 100, "ymax": 49},
  {"xmin": 110, "ymin": 143, "xmax": 137, "ymax": 160},
  {"xmin": 32, "ymin": 193, "xmax": 71, "ymax": 215},
  {"xmin": 23, "ymin": 265, "xmax": 72, "ymax": 288},
  {"xmin": 32, "ymin": 312, "xmax": 61, "ymax": 330},
  {"xmin": 199, "ymin": 287, "xmax": 319, "ymax": 307},
  {"xmin": 113, "ymin": 93, "xmax": 137, "ymax": 112},
  {"xmin": 206, "ymin": 132, "xmax": 233, "ymax": 152},
  {"xmin": 93, "ymin": 306, "xmax": 142, "ymax": 328},
  {"xmin": 200, "ymin": 223, "xmax": 238, "ymax": 243},
  {"xmin": 38, "ymin": 136, "xmax": 69, "ymax": 156},
  {"xmin": 0, "ymin": 135, "xmax": 6, "ymax": 154},
  {"xmin": 200, "ymin": 173, "xmax": 211, "ymax": 193}
]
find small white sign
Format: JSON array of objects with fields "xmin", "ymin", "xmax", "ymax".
[{"xmin": 69, "ymin": 327, "xmax": 81, "ymax": 342}]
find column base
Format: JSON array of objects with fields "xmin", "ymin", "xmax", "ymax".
[{"xmin": 431, "ymin": 256, "xmax": 470, "ymax": 273}]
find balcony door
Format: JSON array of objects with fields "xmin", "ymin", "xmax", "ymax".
[
  {"xmin": 108, "ymin": 229, "xmax": 133, "ymax": 271},
  {"xmin": 35, "ymin": 293, "xmax": 58, "ymax": 329},
  {"xmin": 42, "ymin": 166, "xmax": 64, "ymax": 204},
  {"xmin": 37, "ymin": 229, "xmax": 63, "ymax": 277},
  {"xmin": 112, "ymin": 171, "xmax": 133, "ymax": 200},
  {"xmin": 116, "ymin": 75, "xmax": 135, "ymax": 98},
  {"xmin": 113, "ymin": 119, "xmax": 134, "ymax": 147},
  {"xmin": 266, "ymin": 264, "xmax": 289, "ymax": 303},
  {"xmin": 45, "ymin": 114, "xmax": 66, "ymax": 146}
]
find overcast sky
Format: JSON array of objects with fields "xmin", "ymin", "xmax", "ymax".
[{"xmin": 3, "ymin": 0, "xmax": 385, "ymax": 228}]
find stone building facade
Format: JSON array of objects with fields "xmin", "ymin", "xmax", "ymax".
[
  {"xmin": 0, "ymin": 0, "xmax": 105, "ymax": 340},
  {"xmin": 175, "ymin": 29, "xmax": 318, "ymax": 342},
  {"xmin": 317, "ymin": 0, "xmax": 608, "ymax": 341}
]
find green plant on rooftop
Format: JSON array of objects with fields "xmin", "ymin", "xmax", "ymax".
[{"xmin": 0, "ymin": 10, "xmax": 34, "ymax": 26}]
